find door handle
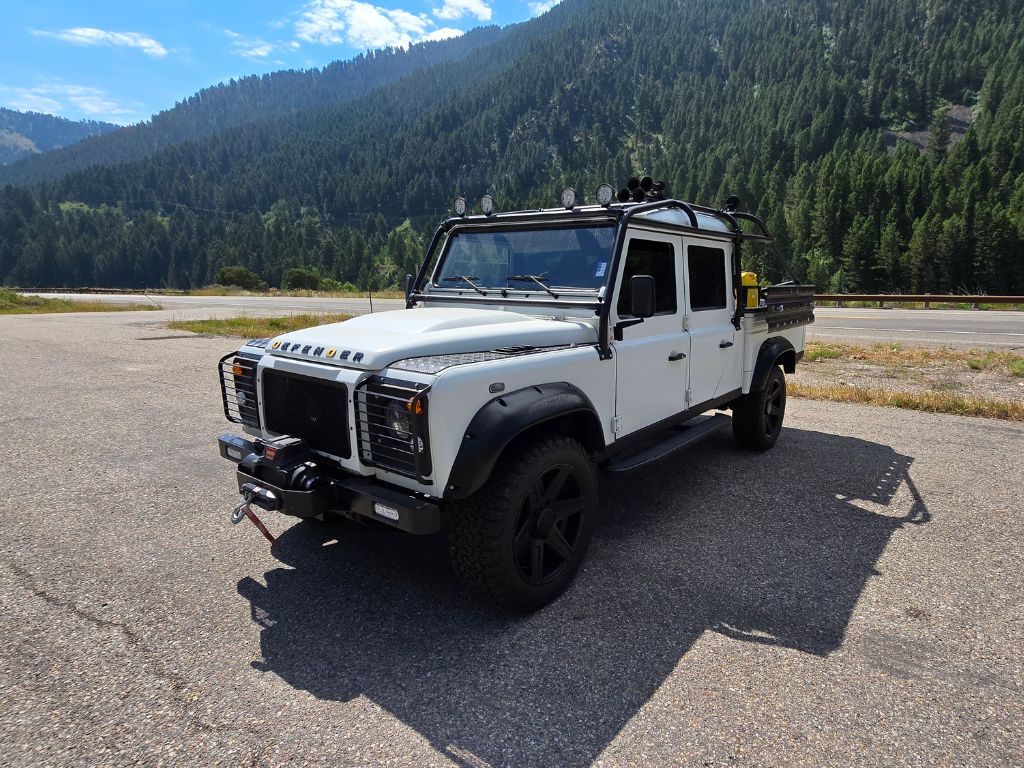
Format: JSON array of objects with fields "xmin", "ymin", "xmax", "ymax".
[
  {"xmin": 719, "ymin": 340, "xmax": 734, "ymax": 348},
  {"xmin": 668, "ymin": 352, "xmax": 686, "ymax": 361}
]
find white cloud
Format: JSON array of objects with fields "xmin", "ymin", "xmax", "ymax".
[
  {"xmin": 0, "ymin": 81, "xmax": 139, "ymax": 124},
  {"xmin": 294, "ymin": 0, "xmax": 465, "ymax": 49},
  {"xmin": 421, "ymin": 27, "xmax": 464, "ymax": 42},
  {"xmin": 527, "ymin": 0, "xmax": 560, "ymax": 17},
  {"xmin": 433, "ymin": 0, "xmax": 492, "ymax": 22},
  {"xmin": 224, "ymin": 29, "xmax": 276, "ymax": 59},
  {"xmin": 31, "ymin": 27, "xmax": 168, "ymax": 57}
]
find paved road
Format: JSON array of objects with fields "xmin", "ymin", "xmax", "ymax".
[
  {"xmin": 1, "ymin": 309, "xmax": 1022, "ymax": 767},
  {"xmin": 26, "ymin": 292, "xmax": 1024, "ymax": 348},
  {"xmin": 810, "ymin": 307, "xmax": 1024, "ymax": 349}
]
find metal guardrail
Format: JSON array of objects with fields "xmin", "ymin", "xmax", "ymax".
[{"xmin": 814, "ymin": 293, "xmax": 1023, "ymax": 308}]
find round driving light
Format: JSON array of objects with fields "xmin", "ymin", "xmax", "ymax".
[
  {"xmin": 386, "ymin": 403, "xmax": 412, "ymax": 441},
  {"xmin": 595, "ymin": 183, "xmax": 614, "ymax": 207},
  {"xmin": 559, "ymin": 187, "xmax": 577, "ymax": 209},
  {"xmin": 453, "ymin": 197, "xmax": 467, "ymax": 216},
  {"xmin": 479, "ymin": 194, "xmax": 495, "ymax": 215}
]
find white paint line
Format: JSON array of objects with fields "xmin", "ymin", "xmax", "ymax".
[{"xmin": 816, "ymin": 325, "xmax": 1024, "ymax": 337}]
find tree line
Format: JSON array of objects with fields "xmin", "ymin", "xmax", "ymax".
[{"xmin": 0, "ymin": 0, "xmax": 1021, "ymax": 293}]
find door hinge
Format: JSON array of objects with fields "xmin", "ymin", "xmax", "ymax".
[
  {"xmin": 686, "ymin": 388, "xmax": 692, "ymax": 405},
  {"xmin": 611, "ymin": 416, "xmax": 621, "ymax": 434}
]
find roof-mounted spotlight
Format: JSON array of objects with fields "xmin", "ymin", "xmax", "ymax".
[
  {"xmin": 723, "ymin": 195, "xmax": 740, "ymax": 213},
  {"xmin": 559, "ymin": 187, "xmax": 577, "ymax": 210},
  {"xmin": 595, "ymin": 183, "xmax": 615, "ymax": 207},
  {"xmin": 479, "ymin": 194, "xmax": 495, "ymax": 216},
  {"xmin": 453, "ymin": 196, "xmax": 467, "ymax": 217}
]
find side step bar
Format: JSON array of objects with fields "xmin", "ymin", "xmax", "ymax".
[{"xmin": 604, "ymin": 414, "xmax": 731, "ymax": 474}]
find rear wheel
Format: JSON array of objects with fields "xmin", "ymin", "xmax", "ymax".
[
  {"xmin": 732, "ymin": 365, "xmax": 786, "ymax": 450},
  {"xmin": 447, "ymin": 435, "xmax": 598, "ymax": 610}
]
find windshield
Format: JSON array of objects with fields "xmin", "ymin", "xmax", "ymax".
[{"xmin": 434, "ymin": 224, "xmax": 616, "ymax": 292}]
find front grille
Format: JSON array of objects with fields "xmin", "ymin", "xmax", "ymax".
[
  {"xmin": 218, "ymin": 353, "xmax": 260, "ymax": 428},
  {"xmin": 355, "ymin": 378, "xmax": 432, "ymax": 482},
  {"xmin": 262, "ymin": 369, "xmax": 351, "ymax": 459}
]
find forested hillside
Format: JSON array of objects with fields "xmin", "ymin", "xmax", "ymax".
[
  {"xmin": 2, "ymin": 0, "xmax": 1023, "ymax": 294},
  {"xmin": 0, "ymin": 109, "xmax": 117, "ymax": 166},
  {"xmin": 0, "ymin": 26, "xmax": 506, "ymax": 187}
]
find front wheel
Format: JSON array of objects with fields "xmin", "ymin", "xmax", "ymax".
[
  {"xmin": 447, "ymin": 435, "xmax": 598, "ymax": 610},
  {"xmin": 732, "ymin": 365, "xmax": 787, "ymax": 450}
]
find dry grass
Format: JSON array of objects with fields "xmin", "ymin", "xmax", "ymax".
[
  {"xmin": 0, "ymin": 288, "xmax": 157, "ymax": 315},
  {"xmin": 815, "ymin": 300, "xmax": 1024, "ymax": 311},
  {"xmin": 804, "ymin": 341, "xmax": 1024, "ymax": 376},
  {"xmin": 167, "ymin": 313, "xmax": 353, "ymax": 339},
  {"xmin": 790, "ymin": 381, "xmax": 1024, "ymax": 421}
]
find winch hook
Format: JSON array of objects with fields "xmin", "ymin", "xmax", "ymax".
[{"xmin": 231, "ymin": 487, "xmax": 279, "ymax": 549}]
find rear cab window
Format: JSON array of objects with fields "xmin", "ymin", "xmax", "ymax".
[{"xmin": 687, "ymin": 245, "xmax": 727, "ymax": 311}]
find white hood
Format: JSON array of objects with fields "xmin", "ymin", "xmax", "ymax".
[{"xmin": 267, "ymin": 307, "xmax": 597, "ymax": 370}]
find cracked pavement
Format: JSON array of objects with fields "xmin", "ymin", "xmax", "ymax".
[{"xmin": 0, "ymin": 309, "xmax": 1022, "ymax": 767}]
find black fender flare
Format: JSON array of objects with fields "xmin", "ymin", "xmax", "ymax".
[
  {"xmin": 750, "ymin": 337, "xmax": 799, "ymax": 392},
  {"xmin": 444, "ymin": 382, "xmax": 602, "ymax": 500}
]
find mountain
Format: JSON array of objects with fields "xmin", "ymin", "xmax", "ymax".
[
  {"xmin": 0, "ymin": 109, "xmax": 118, "ymax": 166},
  {"xmin": 0, "ymin": 25, "xmax": 507, "ymax": 186},
  {"xmin": 1, "ymin": 0, "xmax": 1022, "ymax": 294}
]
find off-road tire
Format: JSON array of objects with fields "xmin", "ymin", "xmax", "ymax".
[
  {"xmin": 447, "ymin": 434, "xmax": 598, "ymax": 610},
  {"xmin": 732, "ymin": 365, "xmax": 786, "ymax": 450}
]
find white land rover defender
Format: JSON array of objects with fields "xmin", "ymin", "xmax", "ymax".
[{"xmin": 217, "ymin": 179, "xmax": 814, "ymax": 608}]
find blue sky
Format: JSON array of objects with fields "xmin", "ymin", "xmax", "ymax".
[{"xmin": 0, "ymin": 0, "xmax": 560, "ymax": 125}]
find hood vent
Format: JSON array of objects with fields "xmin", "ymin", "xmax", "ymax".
[{"xmin": 389, "ymin": 344, "xmax": 575, "ymax": 375}]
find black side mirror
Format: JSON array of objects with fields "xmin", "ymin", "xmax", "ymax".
[
  {"xmin": 630, "ymin": 274, "xmax": 656, "ymax": 318},
  {"xmin": 404, "ymin": 274, "xmax": 414, "ymax": 308}
]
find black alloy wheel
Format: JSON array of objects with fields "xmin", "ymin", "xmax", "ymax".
[
  {"xmin": 732, "ymin": 365, "xmax": 787, "ymax": 450},
  {"xmin": 512, "ymin": 464, "xmax": 588, "ymax": 586},
  {"xmin": 763, "ymin": 375, "xmax": 785, "ymax": 439},
  {"xmin": 447, "ymin": 434, "xmax": 598, "ymax": 610}
]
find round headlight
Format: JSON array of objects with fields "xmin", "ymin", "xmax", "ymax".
[
  {"xmin": 479, "ymin": 194, "xmax": 495, "ymax": 215},
  {"xmin": 386, "ymin": 403, "xmax": 412, "ymax": 441},
  {"xmin": 595, "ymin": 183, "xmax": 614, "ymax": 206},
  {"xmin": 559, "ymin": 187, "xmax": 576, "ymax": 209},
  {"xmin": 453, "ymin": 197, "xmax": 467, "ymax": 216}
]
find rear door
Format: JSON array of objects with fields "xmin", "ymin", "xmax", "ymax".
[
  {"xmin": 684, "ymin": 240, "xmax": 739, "ymax": 406},
  {"xmin": 611, "ymin": 231, "xmax": 690, "ymax": 437}
]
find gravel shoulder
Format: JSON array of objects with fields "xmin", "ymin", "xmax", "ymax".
[
  {"xmin": 1, "ymin": 311, "xmax": 1022, "ymax": 767},
  {"xmin": 793, "ymin": 347, "xmax": 1024, "ymax": 404}
]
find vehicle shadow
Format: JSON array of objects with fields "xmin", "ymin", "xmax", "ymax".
[{"xmin": 237, "ymin": 428, "xmax": 928, "ymax": 767}]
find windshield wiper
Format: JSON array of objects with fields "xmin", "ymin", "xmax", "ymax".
[
  {"xmin": 442, "ymin": 275, "xmax": 487, "ymax": 295},
  {"xmin": 506, "ymin": 274, "xmax": 559, "ymax": 299}
]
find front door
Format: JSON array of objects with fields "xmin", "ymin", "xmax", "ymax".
[
  {"xmin": 611, "ymin": 232, "xmax": 690, "ymax": 437},
  {"xmin": 684, "ymin": 239, "xmax": 737, "ymax": 406}
]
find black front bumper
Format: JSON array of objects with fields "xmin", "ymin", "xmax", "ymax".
[{"xmin": 218, "ymin": 434, "xmax": 441, "ymax": 535}]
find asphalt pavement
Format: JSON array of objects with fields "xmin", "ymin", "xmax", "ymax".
[
  {"xmin": 0, "ymin": 309, "xmax": 1022, "ymax": 767},
  {"xmin": 26, "ymin": 292, "xmax": 1024, "ymax": 349}
]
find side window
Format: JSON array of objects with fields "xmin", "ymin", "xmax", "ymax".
[
  {"xmin": 688, "ymin": 245, "xmax": 727, "ymax": 311},
  {"xmin": 617, "ymin": 239, "xmax": 677, "ymax": 316}
]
